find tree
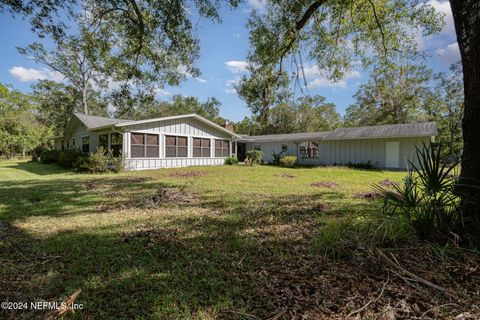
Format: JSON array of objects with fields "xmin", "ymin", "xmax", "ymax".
[
  {"xmin": 424, "ymin": 63, "xmax": 464, "ymax": 161},
  {"xmin": 114, "ymin": 94, "xmax": 226, "ymax": 125},
  {"xmin": 18, "ymin": 30, "xmax": 106, "ymax": 115},
  {"xmin": 0, "ymin": 84, "xmax": 50, "ymax": 158},
  {"xmin": 449, "ymin": 0, "xmax": 480, "ymax": 232},
  {"xmin": 237, "ymin": 0, "xmax": 443, "ymax": 116},
  {"xmin": 33, "ymin": 80, "xmax": 108, "ymax": 134},
  {"xmin": 344, "ymin": 64, "xmax": 434, "ymax": 126},
  {"xmin": 1, "ymin": 0, "xmax": 240, "ymax": 98}
]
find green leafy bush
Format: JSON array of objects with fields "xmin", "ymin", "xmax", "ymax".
[
  {"xmin": 375, "ymin": 143, "xmax": 461, "ymax": 240},
  {"xmin": 40, "ymin": 149, "xmax": 60, "ymax": 164},
  {"xmin": 279, "ymin": 156, "xmax": 297, "ymax": 167},
  {"xmin": 245, "ymin": 150, "xmax": 264, "ymax": 165},
  {"xmin": 224, "ymin": 156, "xmax": 239, "ymax": 165},
  {"xmin": 57, "ymin": 149, "xmax": 83, "ymax": 167},
  {"xmin": 272, "ymin": 150, "xmax": 286, "ymax": 165},
  {"xmin": 110, "ymin": 155, "xmax": 125, "ymax": 173},
  {"xmin": 347, "ymin": 160, "xmax": 373, "ymax": 169},
  {"xmin": 78, "ymin": 147, "xmax": 110, "ymax": 173}
]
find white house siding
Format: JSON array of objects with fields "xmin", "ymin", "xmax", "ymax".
[
  {"xmin": 56, "ymin": 119, "xmax": 99, "ymax": 152},
  {"xmin": 122, "ymin": 117, "xmax": 234, "ymax": 170},
  {"xmin": 245, "ymin": 141, "xmax": 298, "ymax": 163},
  {"xmin": 245, "ymin": 136, "xmax": 431, "ymax": 169}
]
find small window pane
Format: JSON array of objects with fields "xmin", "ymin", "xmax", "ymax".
[
  {"xmin": 131, "ymin": 133, "xmax": 144, "ymax": 145},
  {"xmin": 166, "ymin": 136, "xmax": 176, "ymax": 146},
  {"xmin": 215, "ymin": 149, "xmax": 221, "ymax": 157},
  {"xmin": 177, "ymin": 137, "xmax": 187, "ymax": 146},
  {"xmin": 111, "ymin": 133, "xmax": 122, "ymax": 145},
  {"xmin": 193, "ymin": 138, "xmax": 201, "ymax": 147},
  {"xmin": 215, "ymin": 140, "xmax": 222, "ymax": 148},
  {"xmin": 146, "ymin": 134, "xmax": 158, "ymax": 145},
  {"xmin": 202, "ymin": 148, "xmax": 210, "ymax": 157},
  {"xmin": 193, "ymin": 148, "xmax": 201, "ymax": 157},
  {"xmin": 178, "ymin": 146, "xmax": 188, "ymax": 157},
  {"xmin": 165, "ymin": 146, "xmax": 176, "ymax": 157},
  {"xmin": 131, "ymin": 145, "xmax": 144, "ymax": 158},
  {"xmin": 202, "ymin": 139, "xmax": 210, "ymax": 147},
  {"xmin": 146, "ymin": 146, "xmax": 159, "ymax": 157}
]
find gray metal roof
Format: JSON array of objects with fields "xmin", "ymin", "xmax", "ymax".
[
  {"xmin": 238, "ymin": 122, "xmax": 437, "ymax": 142},
  {"xmin": 74, "ymin": 113, "xmax": 130, "ymax": 129},
  {"xmin": 239, "ymin": 131, "xmax": 330, "ymax": 143},
  {"xmin": 325, "ymin": 122, "xmax": 437, "ymax": 140}
]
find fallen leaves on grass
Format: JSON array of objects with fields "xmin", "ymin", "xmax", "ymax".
[
  {"xmin": 278, "ymin": 173, "xmax": 296, "ymax": 179},
  {"xmin": 311, "ymin": 181, "xmax": 339, "ymax": 189},
  {"xmin": 122, "ymin": 224, "xmax": 180, "ymax": 248},
  {"xmin": 354, "ymin": 191, "xmax": 383, "ymax": 200},
  {"xmin": 137, "ymin": 187, "xmax": 197, "ymax": 207},
  {"xmin": 168, "ymin": 171, "xmax": 206, "ymax": 178},
  {"xmin": 379, "ymin": 179, "xmax": 396, "ymax": 187}
]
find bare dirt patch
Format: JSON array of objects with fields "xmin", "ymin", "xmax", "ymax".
[
  {"xmin": 353, "ymin": 191, "xmax": 383, "ymax": 200},
  {"xmin": 278, "ymin": 173, "xmax": 296, "ymax": 179},
  {"xmin": 122, "ymin": 224, "xmax": 180, "ymax": 248},
  {"xmin": 311, "ymin": 181, "xmax": 339, "ymax": 189},
  {"xmin": 135, "ymin": 187, "xmax": 197, "ymax": 208},
  {"xmin": 168, "ymin": 171, "xmax": 207, "ymax": 178},
  {"xmin": 379, "ymin": 179, "xmax": 396, "ymax": 187}
]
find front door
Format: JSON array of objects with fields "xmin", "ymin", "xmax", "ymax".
[
  {"xmin": 237, "ymin": 143, "xmax": 246, "ymax": 161},
  {"xmin": 385, "ymin": 142, "xmax": 400, "ymax": 168}
]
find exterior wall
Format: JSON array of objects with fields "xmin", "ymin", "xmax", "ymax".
[
  {"xmin": 123, "ymin": 117, "xmax": 234, "ymax": 170},
  {"xmin": 245, "ymin": 141, "xmax": 298, "ymax": 163},
  {"xmin": 55, "ymin": 119, "xmax": 99, "ymax": 153},
  {"xmin": 245, "ymin": 136, "xmax": 431, "ymax": 169}
]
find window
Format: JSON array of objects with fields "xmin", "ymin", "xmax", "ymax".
[
  {"xmin": 165, "ymin": 135, "xmax": 188, "ymax": 158},
  {"xmin": 111, "ymin": 133, "xmax": 123, "ymax": 157},
  {"xmin": 299, "ymin": 141, "xmax": 319, "ymax": 158},
  {"xmin": 215, "ymin": 139, "xmax": 230, "ymax": 157},
  {"xmin": 281, "ymin": 144, "xmax": 288, "ymax": 151},
  {"xmin": 131, "ymin": 133, "xmax": 159, "ymax": 158},
  {"xmin": 98, "ymin": 134, "xmax": 108, "ymax": 152},
  {"xmin": 231, "ymin": 141, "xmax": 236, "ymax": 154},
  {"xmin": 82, "ymin": 136, "xmax": 90, "ymax": 153},
  {"xmin": 193, "ymin": 138, "xmax": 210, "ymax": 157}
]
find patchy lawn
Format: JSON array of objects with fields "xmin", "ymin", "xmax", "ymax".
[{"xmin": 0, "ymin": 160, "xmax": 478, "ymax": 319}]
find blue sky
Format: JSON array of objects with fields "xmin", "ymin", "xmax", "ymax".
[{"xmin": 0, "ymin": 0, "xmax": 460, "ymax": 121}]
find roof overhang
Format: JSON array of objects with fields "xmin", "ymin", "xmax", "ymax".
[{"xmin": 114, "ymin": 114, "xmax": 241, "ymax": 138}]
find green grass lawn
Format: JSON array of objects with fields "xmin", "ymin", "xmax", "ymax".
[{"xmin": 1, "ymin": 160, "xmax": 476, "ymax": 319}]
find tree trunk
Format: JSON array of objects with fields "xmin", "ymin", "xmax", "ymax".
[
  {"xmin": 450, "ymin": 0, "xmax": 480, "ymax": 234},
  {"xmin": 22, "ymin": 147, "xmax": 26, "ymax": 158},
  {"xmin": 82, "ymin": 88, "xmax": 89, "ymax": 115}
]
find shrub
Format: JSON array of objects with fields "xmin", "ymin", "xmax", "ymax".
[
  {"xmin": 279, "ymin": 156, "xmax": 297, "ymax": 167},
  {"xmin": 57, "ymin": 149, "xmax": 83, "ymax": 167},
  {"xmin": 374, "ymin": 143, "xmax": 461, "ymax": 241},
  {"xmin": 79, "ymin": 147, "xmax": 110, "ymax": 173},
  {"xmin": 224, "ymin": 156, "xmax": 238, "ymax": 165},
  {"xmin": 347, "ymin": 160, "xmax": 373, "ymax": 169},
  {"xmin": 245, "ymin": 150, "xmax": 264, "ymax": 165},
  {"xmin": 40, "ymin": 149, "xmax": 60, "ymax": 164},
  {"xmin": 110, "ymin": 155, "xmax": 125, "ymax": 173},
  {"xmin": 272, "ymin": 151, "xmax": 286, "ymax": 165}
]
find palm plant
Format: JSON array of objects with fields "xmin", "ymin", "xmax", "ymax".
[{"xmin": 375, "ymin": 143, "xmax": 461, "ymax": 239}]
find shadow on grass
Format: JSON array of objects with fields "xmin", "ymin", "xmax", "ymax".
[
  {"xmin": 3, "ymin": 161, "xmax": 73, "ymax": 176},
  {"xmin": 0, "ymin": 174, "xmax": 381, "ymax": 319}
]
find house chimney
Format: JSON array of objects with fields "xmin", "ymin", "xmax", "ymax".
[{"xmin": 222, "ymin": 121, "xmax": 234, "ymax": 132}]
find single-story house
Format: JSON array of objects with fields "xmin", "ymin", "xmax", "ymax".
[{"xmin": 53, "ymin": 113, "xmax": 437, "ymax": 170}]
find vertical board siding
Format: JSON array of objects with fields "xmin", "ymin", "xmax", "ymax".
[{"xmin": 247, "ymin": 137, "xmax": 431, "ymax": 169}]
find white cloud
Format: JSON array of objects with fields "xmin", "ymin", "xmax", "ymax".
[
  {"xmin": 224, "ymin": 77, "xmax": 241, "ymax": 94},
  {"xmin": 196, "ymin": 77, "xmax": 207, "ymax": 83},
  {"xmin": 307, "ymin": 70, "xmax": 362, "ymax": 89},
  {"xmin": 428, "ymin": 0, "xmax": 455, "ymax": 36},
  {"xmin": 436, "ymin": 42, "xmax": 460, "ymax": 65},
  {"xmin": 153, "ymin": 87, "xmax": 170, "ymax": 97},
  {"xmin": 9, "ymin": 66, "xmax": 64, "ymax": 82},
  {"xmin": 225, "ymin": 60, "xmax": 249, "ymax": 74}
]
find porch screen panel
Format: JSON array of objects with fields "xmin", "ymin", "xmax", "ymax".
[
  {"xmin": 111, "ymin": 133, "xmax": 123, "ymax": 157},
  {"xmin": 131, "ymin": 133, "xmax": 159, "ymax": 158},
  {"xmin": 166, "ymin": 135, "xmax": 188, "ymax": 157},
  {"xmin": 215, "ymin": 139, "xmax": 229, "ymax": 157},
  {"xmin": 193, "ymin": 138, "xmax": 210, "ymax": 157}
]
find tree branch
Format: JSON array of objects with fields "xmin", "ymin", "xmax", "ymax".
[{"xmin": 368, "ymin": 0, "xmax": 389, "ymax": 58}]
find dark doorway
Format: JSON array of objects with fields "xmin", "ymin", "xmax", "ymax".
[{"xmin": 237, "ymin": 142, "xmax": 246, "ymax": 161}]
